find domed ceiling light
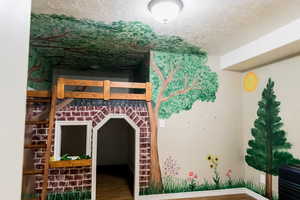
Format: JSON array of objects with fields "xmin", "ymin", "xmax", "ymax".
[{"xmin": 148, "ymin": 0, "xmax": 184, "ymax": 24}]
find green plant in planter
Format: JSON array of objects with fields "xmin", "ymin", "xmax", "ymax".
[
  {"xmin": 76, "ymin": 155, "xmax": 92, "ymax": 160},
  {"xmin": 60, "ymin": 154, "xmax": 72, "ymax": 161}
]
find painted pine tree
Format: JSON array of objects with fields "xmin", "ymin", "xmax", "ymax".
[{"xmin": 246, "ymin": 78, "xmax": 299, "ymax": 199}]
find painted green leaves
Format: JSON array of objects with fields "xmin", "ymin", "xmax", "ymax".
[
  {"xmin": 29, "ymin": 13, "xmax": 206, "ymax": 90},
  {"xmin": 150, "ymin": 51, "xmax": 218, "ymax": 119},
  {"xmin": 245, "ymin": 78, "xmax": 299, "ymax": 175}
]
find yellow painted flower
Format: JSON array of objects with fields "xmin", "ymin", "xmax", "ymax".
[
  {"xmin": 214, "ymin": 157, "xmax": 219, "ymax": 163},
  {"xmin": 210, "ymin": 164, "xmax": 214, "ymax": 169},
  {"xmin": 207, "ymin": 155, "xmax": 213, "ymax": 161}
]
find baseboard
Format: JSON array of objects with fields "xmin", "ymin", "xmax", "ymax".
[{"xmin": 137, "ymin": 188, "xmax": 269, "ymax": 200}]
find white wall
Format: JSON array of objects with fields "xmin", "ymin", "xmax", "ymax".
[
  {"xmin": 0, "ymin": 1, "xmax": 32, "ymax": 199},
  {"xmin": 157, "ymin": 56, "xmax": 244, "ymax": 182},
  {"xmin": 242, "ymin": 55, "xmax": 300, "ymax": 194}
]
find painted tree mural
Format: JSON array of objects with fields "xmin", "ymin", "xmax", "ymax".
[
  {"xmin": 29, "ymin": 14, "xmax": 219, "ymax": 192},
  {"xmin": 245, "ymin": 78, "xmax": 300, "ymax": 199},
  {"xmin": 29, "ymin": 14, "xmax": 204, "ymax": 90},
  {"xmin": 150, "ymin": 51, "xmax": 218, "ymax": 189}
]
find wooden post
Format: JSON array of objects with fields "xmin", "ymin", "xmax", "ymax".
[
  {"xmin": 103, "ymin": 80, "xmax": 111, "ymax": 100},
  {"xmin": 145, "ymin": 82, "xmax": 152, "ymax": 102},
  {"xmin": 57, "ymin": 78, "xmax": 65, "ymax": 99},
  {"xmin": 41, "ymin": 86, "xmax": 58, "ymax": 200}
]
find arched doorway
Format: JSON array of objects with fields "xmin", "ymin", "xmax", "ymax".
[{"xmin": 92, "ymin": 114, "xmax": 140, "ymax": 200}]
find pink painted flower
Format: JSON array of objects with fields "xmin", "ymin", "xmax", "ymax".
[
  {"xmin": 226, "ymin": 169, "xmax": 232, "ymax": 177},
  {"xmin": 194, "ymin": 174, "xmax": 198, "ymax": 179},
  {"xmin": 188, "ymin": 171, "xmax": 194, "ymax": 177}
]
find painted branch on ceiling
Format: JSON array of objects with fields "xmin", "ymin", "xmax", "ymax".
[{"xmin": 28, "ymin": 13, "xmax": 207, "ymax": 90}]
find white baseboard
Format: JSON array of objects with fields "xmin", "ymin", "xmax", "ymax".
[{"xmin": 137, "ymin": 188, "xmax": 269, "ymax": 200}]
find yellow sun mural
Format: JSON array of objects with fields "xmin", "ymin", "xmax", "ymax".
[{"xmin": 243, "ymin": 72, "xmax": 259, "ymax": 92}]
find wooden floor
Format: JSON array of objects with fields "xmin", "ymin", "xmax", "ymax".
[
  {"xmin": 96, "ymin": 166, "xmax": 256, "ymax": 200},
  {"xmin": 172, "ymin": 194, "xmax": 256, "ymax": 200}
]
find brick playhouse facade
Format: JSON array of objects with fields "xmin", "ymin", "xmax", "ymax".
[{"xmin": 31, "ymin": 100, "xmax": 151, "ymax": 193}]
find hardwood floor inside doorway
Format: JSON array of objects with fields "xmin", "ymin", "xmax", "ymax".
[
  {"xmin": 96, "ymin": 165, "xmax": 133, "ymax": 200},
  {"xmin": 96, "ymin": 166, "xmax": 256, "ymax": 200}
]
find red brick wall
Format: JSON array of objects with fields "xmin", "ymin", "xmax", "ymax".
[{"xmin": 31, "ymin": 102, "xmax": 151, "ymax": 193}]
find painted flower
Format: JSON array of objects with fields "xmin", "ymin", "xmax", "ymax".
[
  {"xmin": 214, "ymin": 157, "xmax": 219, "ymax": 162},
  {"xmin": 210, "ymin": 164, "xmax": 214, "ymax": 169},
  {"xmin": 207, "ymin": 155, "xmax": 213, "ymax": 161},
  {"xmin": 188, "ymin": 171, "xmax": 194, "ymax": 177},
  {"xmin": 226, "ymin": 169, "xmax": 232, "ymax": 177},
  {"xmin": 194, "ymin": 174, "xmax": 198, "ymax": 179}
]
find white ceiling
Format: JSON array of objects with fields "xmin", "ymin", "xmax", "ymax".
[{"xmin": 31, "ymin": 0, "xmax": 300, "ymax": 55}]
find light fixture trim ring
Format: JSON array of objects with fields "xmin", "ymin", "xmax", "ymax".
[{"xmin": 148, "ymin": 0, "xmax": 184, "ymax": 12}]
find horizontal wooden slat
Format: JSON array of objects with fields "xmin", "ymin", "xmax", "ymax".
[
  {"xmin": 27, "ymin": 98, "xmax": 50, "ymax": 103},
  {"xmin": 110, "ymin": 81, "xmax": 146, "ymax": 89},
  {"xmin": 110, "ymin": 93, "xmax": 146, "ymax": 100},
  {"xmin": 23, "ymin": 170, "xmax": 43, "ymax": 175},
  {"xmin": 25, "ymin": 121, "xmax": 49, "ymax": 125},
  {"xmin": 27, "ymin": 91, "xmax": 50, "ymax": 98},
  {"xmin": 64, "ymin": 92, "xmax": 104, "ymax": 99},
  {"xmin": 63, "ymin": 79, "xmax": 104, "ymax": 87},
  {"xmin": 64, "ymin": 92, "xmax": 146, "ymax": 100},
  {"xmin": 24, "ymin": 144, "xmax": 47, "ymax": 149},
  {"xmin": 49, "ymin": 159, "xmax": 92, "ymax": 168}
]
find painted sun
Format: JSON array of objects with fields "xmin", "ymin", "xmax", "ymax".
[{"xmin": 243, "ymin": 72, "xmax": 258, "ymax": 92}]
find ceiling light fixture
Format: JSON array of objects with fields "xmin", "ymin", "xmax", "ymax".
[{"xmin": 148, "ymin": 0, "xmax": 184, "ymax": 24}]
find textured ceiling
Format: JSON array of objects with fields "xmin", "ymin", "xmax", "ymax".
[{"xmin": 31, "ymin": 0, "xmax": 300, "ymax": 55}]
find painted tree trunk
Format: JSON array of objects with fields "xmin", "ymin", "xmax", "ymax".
[
  {"xmin": 265, "ymin": 173, "xmax": 273, "ymax": 199},
  {"xmin": 147, "ymin": 102, "xmax": 163, "ymax": 191}
]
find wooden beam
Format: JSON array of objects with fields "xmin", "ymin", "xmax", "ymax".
[
  {"xmin": 110, "ymin": 81, "xmax": 146, "ymax": 89},
  {"xmin": 103, "ymin": 80, "xmax": 111, "ymax": 100},
  {"xmin": 57, "ymin": 78, "xmax": 65, "ymax": 99},
  {"xmin": 27, "ymin": 91, "xmax": 50, "ymax": 98},
  {"xmin": 145, "ymin": 82, "xmax": 152, "ymax": 101},
  {"xmin": 63, "ymin": 79, "xmax": 104, "ymax": 87},
  {"xmin": 41, "ymin": 86, "xmax": 57, "ymax": 200},
  {"xmin": 64, "ymin": 92, "xmax": 104, "ymax": 99},
  {"xmin": 23, "ymin": 170, "xmax": 43, "ymax": 175},
  {"xmin": 27, "ymin": 98, "xmax": 50, "ymax": 103},
  {"xmin": 25, "ymin": 120, "xmax": 49, "ymax": 125},
  {"xmin": 49, "ymin": 159, "xmax": 92, "ymax": 168},
  {"xmin": 24, "ymin": 144, "xmax": 47, "ymax": 149},
  {"xmin": 110, "ymin": 93, "xmax": 146, "ymax": 100}
]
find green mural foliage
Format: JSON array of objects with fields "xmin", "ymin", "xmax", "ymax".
[
  {"xmin": 245, "ymin": 78, "xmax": 299, "ymax": 176},
  {"xmin": 150, "ymin": 51, "xmax": 218, "ymax": 119},
  {"xmin": 29, "ymin": 13, "xmax": 206, "ymax": 90}
]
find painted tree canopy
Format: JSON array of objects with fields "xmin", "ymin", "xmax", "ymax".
[
  {"xmin": 150, "ymin": 51, "xmax": 218, "ymax": 119},
  {"xmin": 29, "ymin": 13, "xmax": 207, "ymax": 90}
]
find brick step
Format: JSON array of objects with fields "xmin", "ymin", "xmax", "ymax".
[
  {"xmin": 23, "ymin": 169, "xmax": 44, "ymax": 175},
  {"xmin": 25, "ymin": 121, "xmax": 49, "ymax": 125}
]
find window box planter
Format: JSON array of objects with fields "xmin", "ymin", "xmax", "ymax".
[{"xmin": 49, "ymin": 159, "xmax": 92, "ymax": 168}]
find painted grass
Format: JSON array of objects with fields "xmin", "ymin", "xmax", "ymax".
[
  {"xmin": 140, "ymin": 177, "xmax": 279, "ymax": 200},
  {"xmin": 47, "ymin": 190, "xmax": 91, "ymax": 200},
  {"xmin": 23, "ymin": 191, "xmax": 91, "ymax": 200}
]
